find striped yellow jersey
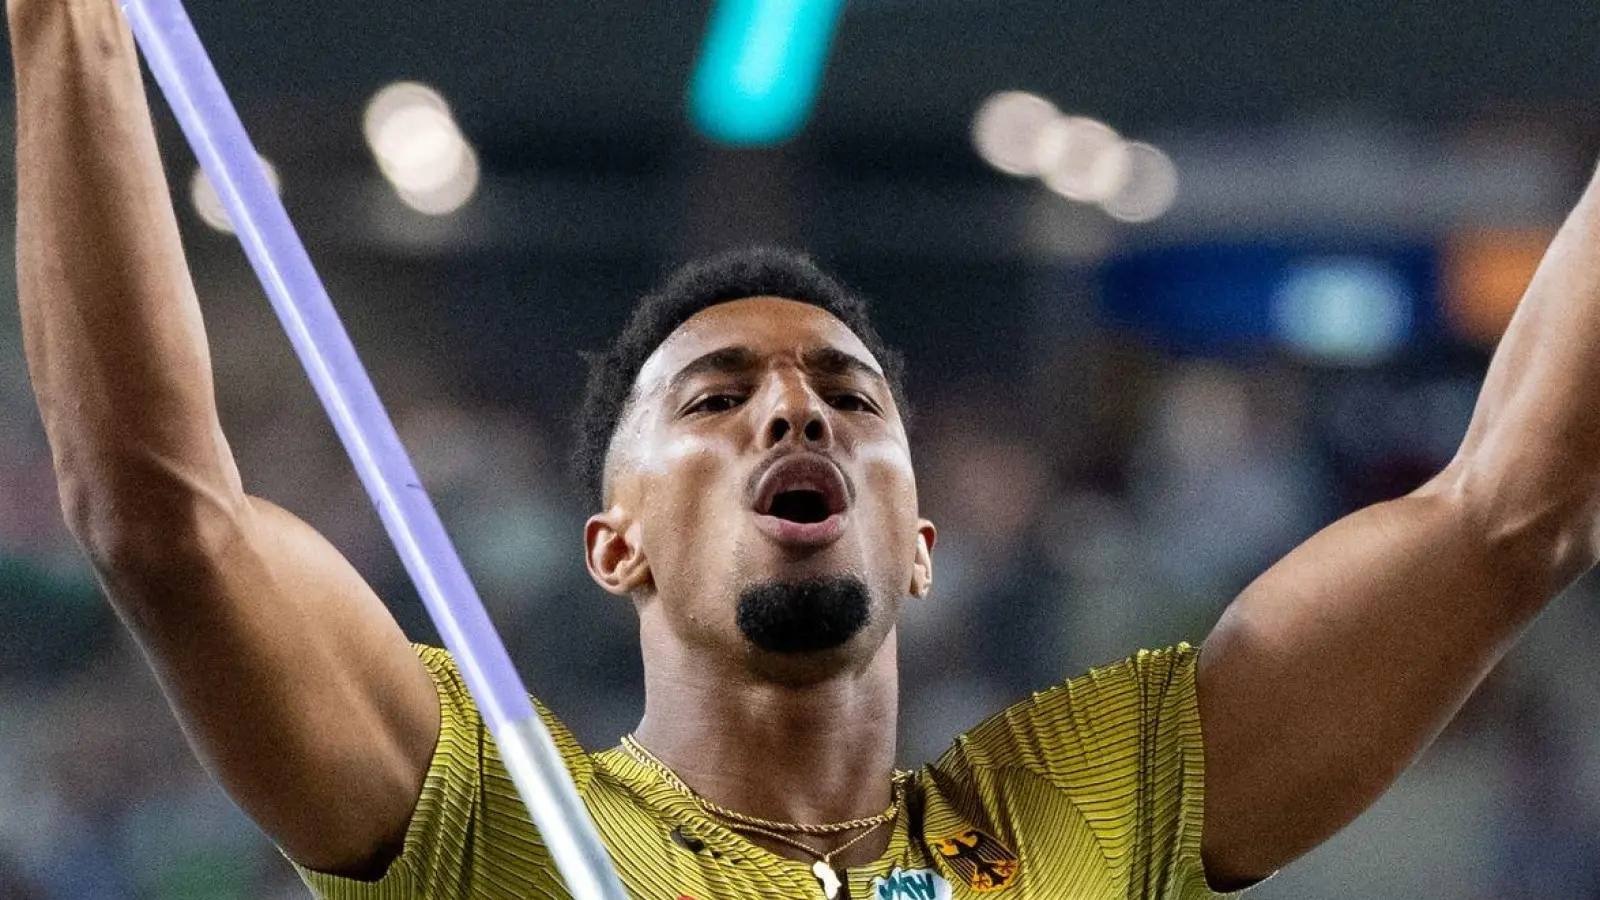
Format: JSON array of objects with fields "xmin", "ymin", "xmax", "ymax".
[{"xmin": 293, "ymin": 644, "xmax": 1234, "ymax": 899}]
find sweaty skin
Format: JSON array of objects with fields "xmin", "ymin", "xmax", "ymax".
[
  {"xmin": 15, "ymin": 0, "xmax": 1600, "ymax": 889},
  {"xmin": 586, "ymin": 297, "xmax": 936, "ymax": 866}
]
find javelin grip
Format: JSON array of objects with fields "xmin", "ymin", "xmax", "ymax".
[{"xmin": 116, "ymin": 1, "xmax": 628, "ymax": 896}]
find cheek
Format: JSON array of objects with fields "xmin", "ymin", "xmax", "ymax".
[
  {"xmin": 856, "ymin": 443, "xmax": 921, "ymax": 539},
  {"xmin": 636, "ymin": 435, "xmax": 740, "ymax": 572}
]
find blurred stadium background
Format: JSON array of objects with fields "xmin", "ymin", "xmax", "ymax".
[{"xmin": 6, "ymin": 0, "xmax": 1600, "ymax": 896}]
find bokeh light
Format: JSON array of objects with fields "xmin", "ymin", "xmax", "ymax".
[
  {"xmin": 1273, "ymin": 257, "xmax": 1413, "ymax": 365},
  {"xmin": 1101, "ymin": 141, "xmax": 1179, "ymax": 223},
  {"xmin": 973, "ymin": 93, "xmax": 1178, "ymax": 224},
  {"xmin": 971, "ymin": 91, "xmax": 1061, "ymax": 177},
  {"xmin": 1442, "ymin": 227, "xmax": 1553, "ymax": 345},
  {"xmin": 190, "ymin": 156, "xmax": 281, "ymax": 234},
  {"xmin": 364, "ymin": 82, "xmax": 480, "ymax": 216},
  {"xmin": 395, "ymin": 145, "xmax": 482, "ymax": 217},
  {"xmin": 1036, "ymin": 116, "xmax": 1130, "ymax": 203}
]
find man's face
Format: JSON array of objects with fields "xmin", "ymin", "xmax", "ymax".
[{"xmin": 586, "ymin": 297, "xmax": 935, "ymax": 675}]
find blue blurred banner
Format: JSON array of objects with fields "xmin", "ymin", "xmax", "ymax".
[
  {"xmin": 689, "ymin": 0, "xmax": 848, "ymax": 146},
  {"xmin": 1099, "ymin": 241, "xmax": 1442, "ymax": 364}
]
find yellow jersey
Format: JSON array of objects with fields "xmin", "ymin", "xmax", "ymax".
[{"xmin": 294, "ymin": 644, "xmax": 1233, "ymax": 899}]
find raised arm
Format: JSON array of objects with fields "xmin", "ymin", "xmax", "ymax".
[
  {"xmin": 1195, "ymin": 162, "xmax": 1600, "ymax": 887},
  {"xmin": 9, "ymin": 0, "xmax": 437, "ymax": 875}
]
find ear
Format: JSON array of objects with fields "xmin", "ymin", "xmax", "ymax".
[
  {"xmin": 909, "ymin": 519, "xmax": 937, "ymax": 598},
  {"xmin": 585, "ymin": 508, "xmax": 652, "ymax": 596}
]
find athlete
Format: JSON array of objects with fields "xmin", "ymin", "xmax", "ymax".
[{"xmin": 13, "ymin": 1, "xmax": 1600, "ymax": 898}]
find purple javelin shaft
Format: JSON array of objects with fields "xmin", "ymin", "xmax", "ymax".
[{"xmin": 117, "ymin": 1, "xmax": 626, "ymax": 896}]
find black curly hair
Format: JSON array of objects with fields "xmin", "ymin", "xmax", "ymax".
[{"xmin": 573, "ymin": 247, "xmax": 909, "ymax": 507}]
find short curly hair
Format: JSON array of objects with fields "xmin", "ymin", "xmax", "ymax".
[{"xmin": 573, "ymin": 247, "xmax": 909, "ymax": 507}]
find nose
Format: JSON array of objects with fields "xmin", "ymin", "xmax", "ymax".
[{"xmin": 762, "ymin": 377, "xmax": 833, "ymax": 450}]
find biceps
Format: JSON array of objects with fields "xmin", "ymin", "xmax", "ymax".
[
  {"xmin": 1195, "ymin": 489, "xmax": 1543, "ymax": 884},
  {"xmin": 131, "ymin": 497, "xmax": 439, "ymax": 874}
]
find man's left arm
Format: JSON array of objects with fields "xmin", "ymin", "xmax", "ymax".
[{"xmin": 1196, "ymin": 160, "xmax": 1600, "ymax": 889}]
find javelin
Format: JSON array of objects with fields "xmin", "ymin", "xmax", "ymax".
[{"xmin": 115, "ymin": 1, "xmax": 629, "ymax": 897}]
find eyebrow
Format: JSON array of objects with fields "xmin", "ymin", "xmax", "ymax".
[
  {"xmin": 665, "ymin": 346, "xmax": 763, "ymax": 398},
  {"xmin": 800, "ymin": 346, "xmax": 889, "ymax": 390},
  {"xmin": 664, "ymin": 344, "xmax": 888, "ymax": 398}
]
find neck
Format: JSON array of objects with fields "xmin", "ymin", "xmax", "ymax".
[{"xmin": 633, "ymin": 625, "xmax": 901, "ymax": 865}]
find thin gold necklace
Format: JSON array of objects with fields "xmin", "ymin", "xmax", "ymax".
[{"xmin": 620, "ymin": 734, "xmax": 909, "ymax": 899}]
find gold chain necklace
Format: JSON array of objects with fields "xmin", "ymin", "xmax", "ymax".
[{"xmin": 620, "ymin": 734, "xmax": 908, "ymax": 899}]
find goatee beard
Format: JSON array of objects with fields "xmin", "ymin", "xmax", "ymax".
[{"xmin": 735, "ymin": 575, "xmax": 871, "ymax": 654}]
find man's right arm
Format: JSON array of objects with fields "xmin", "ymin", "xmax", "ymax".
[{"xmin": 9, "ymin": 0, "xmax": 439, "ymax": 877}]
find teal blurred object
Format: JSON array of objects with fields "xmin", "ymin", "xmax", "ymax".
[
  {"xmin": 0, "ymin": 554, "xmax": 111, "ymax": 677},
  {"xmin": 689, "ymin": 0, "xmax": 848, "ymax": 146}
]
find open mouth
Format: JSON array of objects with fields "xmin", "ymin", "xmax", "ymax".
[
  {"xmin": 766, "ymin": 489, "xmax": 835, "ymax": 524},
  {"xmin": 751, "ymin": 455, "xmax": 851, "ymax": 545}
]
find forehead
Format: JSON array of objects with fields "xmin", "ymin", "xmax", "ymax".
[{"xmin": 633, "ymin": 297, "xmax": 883, "ymax": 396}]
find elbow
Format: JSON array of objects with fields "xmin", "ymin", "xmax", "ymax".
[
  {"xmin": 58, "ymin": 471, "xmax": 250, "ymax": 584},
  {"xmin": 1419, "ymin": 455, "xmax": 1600, "ymax": 593}
]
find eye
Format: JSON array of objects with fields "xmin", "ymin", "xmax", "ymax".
[
  {"xmin": 828, "ymin": 392, "xmax": 876, "ymax": 413},
  {"xmin": 686, "ymin": 393, "xmax": 745, "ymax": 415}
]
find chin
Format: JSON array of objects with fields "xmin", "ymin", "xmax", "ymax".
[
  {"xmin": 735, "ymin": 572, "xmax": 873, "ymax": 654},
  {"xmin": 743, "ymin": 645, "xmax": 865, "ymax": 687}
]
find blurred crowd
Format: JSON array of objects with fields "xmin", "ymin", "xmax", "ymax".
[{"xmin": 4, "ymin": 237, "xmax": 1600, "ymax": 900}]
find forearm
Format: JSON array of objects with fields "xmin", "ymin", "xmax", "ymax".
[
  {"xmin": 11, "ymin": 0, "xmax": 244, "ymax": 556},
  {"xmin": 1446, "ymin": 161, "xmax": 1600, "ymax": 577}
]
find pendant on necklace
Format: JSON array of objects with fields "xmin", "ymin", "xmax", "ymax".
[{"xmin": 812, "ymin": 860, "xmax": 842, "ymax": 899}]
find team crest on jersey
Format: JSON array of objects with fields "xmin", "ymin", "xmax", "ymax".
[
  {"xmin": 871, "ymin": 867, "xmax": 952, "ymax": 899},
  {"xmin": 931, "ymin": 828, "xmax": 1018, "ymax": 892}
]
